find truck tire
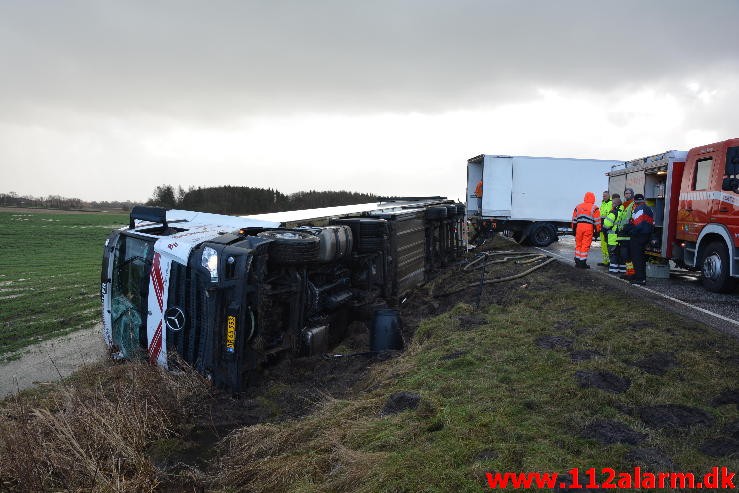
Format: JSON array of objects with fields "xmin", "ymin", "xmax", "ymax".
[
  {"xmin": 700, "ymin": 241, "xmax": 736, "ymax": 293},
  {"xmin": 527, "ymin": 222, "xmax": 557, "ymax": 247},
  {"xmin": 257, "ymin": 230, "xmax": 320, "ymax": 264}
]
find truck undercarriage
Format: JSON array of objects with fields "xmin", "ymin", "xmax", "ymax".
[{"xmin": 101, "ymin": 201, "xmax": 466, "ymax": 391}]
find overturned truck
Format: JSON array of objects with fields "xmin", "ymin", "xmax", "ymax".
[{"xmin": 101, "ymin": 199, "xmax": 466, "ymax": 391}]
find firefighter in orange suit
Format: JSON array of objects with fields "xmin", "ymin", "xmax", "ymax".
[
  {"xmin": 473, "ymin": 179, "xmax": 483, "ymax": 215},
  {"xmin": 571, "ymin": 191, "xmax": 601, "ymax": 269}
]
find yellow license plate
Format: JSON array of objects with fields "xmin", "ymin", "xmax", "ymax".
[{"xmin": 226, "ymin": 315, "xmax": 236, "ymax": 353}]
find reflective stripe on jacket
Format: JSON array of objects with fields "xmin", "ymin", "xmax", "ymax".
[
  {"xmin": 615, "ymin": 201, "xmax": 634, "ymax": 241},
  {"xmin": 631, "ymin": 203, "xmax": 655, "ymax": 235},
  {"xmin": 599, "ymin": 199, "xmax": 611, "ymax": 226},
  {"xmin": 602, "ymin": 210, "xmax": 619, "ymax": 246},
  {"xmin": 571, "ymin": 192, "xmax": 601, "ymax": 232}
]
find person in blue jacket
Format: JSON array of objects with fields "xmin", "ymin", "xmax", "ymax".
[{"xmin": 621, "ymin": 194, "xmax": 654, "ymax": 285}]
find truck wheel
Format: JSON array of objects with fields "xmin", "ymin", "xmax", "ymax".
[
  {"xmin": 700, "ymin": 241, "xmax": 736, "ymax": 293},
  {"xmin": 257, "ymin": 230, "xmax": 320, "ymax": 264},
  {"xmin": 510, "ymin": 230, "xmax": 525, "ymax": 244},
  {"xmin": 527, "ymin": 223, "xmax": 557, "ymax": 247}
]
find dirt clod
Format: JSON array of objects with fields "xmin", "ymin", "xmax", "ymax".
[
  {"xmin": 570, "ymin": 349, "xmax": 602, "ymax": 362},
  {"xmin": 458, "ymin": 315, "xmax": 487, "ymax": 329},
  {"xmin": 628, "ymin": 320, "xmax": 656, "ymax": 330},
  {"xmin": 723, "ymin": 420, "xmax": 739, "ymax": 439},
  {"xmin": 624, "ymin": 447, "xmax": 675, "ymax": 470},
  {"xmin": 441, "ymin": 350, "xmax": 467, "ymax": 360},
  {"xmin": 474, "ymin": 449, "xmax": 498, "ymax": 461},
  {"xmin": 552, "ymin": 320, "xmax": 573, "ymax": 332},
  {"xmin": 699, "ymin": 438, "xmax": 739, "ymax": 457},
  {"xmin": 631, "ymin": 352, "xmax": 678, "ymax": 375},
  {"xmin": 581, "ymin": 420, "xmax": 647, "ymax": 445},
  {"xmin": 381, "ymin": 391, "xmax": 421, "ymax": 416},
  {"xmin": 536, "ymin": 335, "xmax": 574, "ymax": 350},
  {"xmin": 637, "ymin": 404, "xmax": 714, "ymax": 429},
  {"xmin": 575, "ymin": 370, "xmax": 630, "ymax": 393},
  {"xmin": 710, "ymin": 388, "xmax": 739, "ymax": 407}
]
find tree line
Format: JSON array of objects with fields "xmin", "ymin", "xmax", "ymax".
[
  {"xmin": 0, "ymin": 186, "xmax": 380, "ymax": 215},
  {"xmin": 147, "ymin": 185, "xmax": 379, "ymax": 215},
  {"xmin": 0, "ymin": 192, "xmax": 137, "ymax": 211}
]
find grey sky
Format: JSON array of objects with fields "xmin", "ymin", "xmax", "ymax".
[{"xmin": 1, "ymin": 0, "xmax": 738, "ymax": 201}]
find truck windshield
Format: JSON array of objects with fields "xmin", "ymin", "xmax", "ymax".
[{"xmin": 110, "ymin": 234, "xmax": 154, "ymax": 358}]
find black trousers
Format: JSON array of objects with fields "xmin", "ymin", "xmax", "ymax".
[
  {"xmin": 618, "ymin": 240, "xmax": 631, "ymax": 264},
  {"xmin": 629, "ymin": 234, "xmax": 650, "ymax": 281}
]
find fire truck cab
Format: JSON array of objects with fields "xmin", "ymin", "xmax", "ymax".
[
  {"xmin": 608, "ymin": 138, "xmax": 739, "ymax": 293},
  {"xmin": 675, "ymin": 139, "xmax": 739, "ymax": 292}
]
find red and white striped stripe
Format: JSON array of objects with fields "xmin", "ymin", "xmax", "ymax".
[{"xmin": 147, "ymin": 252, "xmax": 168, "ymax": 367}]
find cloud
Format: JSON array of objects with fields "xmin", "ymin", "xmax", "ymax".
[
  {"xmin": 1, "ymin": 0, "xmax": 738, "ymax": 120},
  {"xmin": 0, "ymin": 1, "xmax": 737, "ymax": 202},
  {"xmin": 3, "ymin": 78, "xmax": 734, "ymax": 202}
]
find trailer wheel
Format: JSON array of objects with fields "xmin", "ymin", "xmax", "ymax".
[
  {"xmin": 527, "ymin": 222, "xmax": 557, "ymax": 247},
  {"xmin": 700, "ymin": 241, "xmax": 736, "ymax": 293},
  {"xmin": 257, "ymin": 230, "xmax": 320, "ymax": 264}
]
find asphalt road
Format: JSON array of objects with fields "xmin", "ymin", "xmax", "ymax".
[{"xmin": 527, "ymin": 235, "xmax": 739, "ymax": 336}]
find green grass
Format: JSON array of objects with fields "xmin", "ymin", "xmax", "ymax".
[
  {"xmin": 217, "ymin": 263, "xmax": 739, "ymax": 492},
  {"xmin": 0, "ymin": 209, "xmax": 128, "ymax": 358}
]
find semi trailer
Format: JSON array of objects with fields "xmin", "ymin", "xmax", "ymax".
[
  {"xmin": 100, "ymin": 199, "xmax": 465, "ymax": 391},
  {"xmin": 466, "ymin": 154, "xmax": 622, "ymax": 246},
  {"xmin": 607, "ymin": 138, "xmax": 739, "ymax": 293}
]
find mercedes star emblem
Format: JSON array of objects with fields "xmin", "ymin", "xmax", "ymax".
[{"xmin": 164, "ymin": 306, "xmax": 186, "ymax": 332}]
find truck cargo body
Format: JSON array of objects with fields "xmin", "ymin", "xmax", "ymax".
[
  {"xmin": 100, "ymin": 199, "xmax": 464, "ymax": 391},
  {"xmin": 607, "ymin": 138, "xmax": 739, "ymax": 292},
  {"xmin": 467, "ymin": 155, "xmax": 621, "ymax": 246}
]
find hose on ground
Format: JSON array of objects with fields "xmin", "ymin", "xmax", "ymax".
[
  {"xmin": 463, "ymin": 252, "xmax": 544, "ymax": 271},
  {"xmin": 435, "ymin": 257, "xmax": 557, "ymax": 297}
]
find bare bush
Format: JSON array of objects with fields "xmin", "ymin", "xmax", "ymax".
[{"xmin": 0, "ymin": 361, "xmax": 210, "ymax": 492}]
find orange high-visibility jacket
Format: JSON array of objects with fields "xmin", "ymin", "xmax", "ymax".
[{"xmin": 571, "ymin": 192, "xmax": 601, "ymax": 233}]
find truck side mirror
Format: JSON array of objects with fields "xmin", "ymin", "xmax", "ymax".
[{"xmin": 722, "ymin": 177, "xmax": 739, "ymax": 193}]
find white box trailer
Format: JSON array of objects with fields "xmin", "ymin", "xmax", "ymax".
[{"xmin": 467, "ymin": 154, "xmax": 622, "ymax": 246}]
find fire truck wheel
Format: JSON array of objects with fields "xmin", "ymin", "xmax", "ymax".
[
  {"xmin": 527, "ymin": 222, "xmax": 557, "ymax": 247},
  {"xmin": 257, "ymin": 230, "xmax": 320, "ymax": 264},
  {"xmin": 700, "ymin": 241, "xmax": 736, "ymax": 293}
]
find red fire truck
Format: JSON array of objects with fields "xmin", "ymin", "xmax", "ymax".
[{"xmin": 607, "ymin": 138, "xmax": 739, "ymax": 293}]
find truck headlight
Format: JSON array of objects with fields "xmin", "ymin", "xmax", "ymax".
[{"xmin": 202, "ymin": 247, "xmax": 219, "ymax": 282}]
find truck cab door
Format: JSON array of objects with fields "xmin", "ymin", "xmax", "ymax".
[
  {"xmin": 715, "ymin": 145, "xmax": 739, "ymax": 249},
  {"xmin": 677, "ymin": 151, "xmax": 717, "ymax": 242}
]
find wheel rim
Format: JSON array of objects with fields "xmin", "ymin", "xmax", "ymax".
[
  {"xmin": 703, "ymin": 253, "xmax": 722, "ymax": 281},
  {"xmin": 534, "ymin": 228, "xmax": 551, "ymax": 244}
]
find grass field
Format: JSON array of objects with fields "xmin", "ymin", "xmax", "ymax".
[{"xmin": 0, "ymin": 208, "xmax": 128, "ymax": 359}]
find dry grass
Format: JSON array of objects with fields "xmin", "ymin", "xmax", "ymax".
[
  {"xmin": 215, "ymin": 396, "xmax": 389, "ymax": 493},
  {"xmin": 0, "ymin": 361, "xmax": 210, "ymax": 492}
]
